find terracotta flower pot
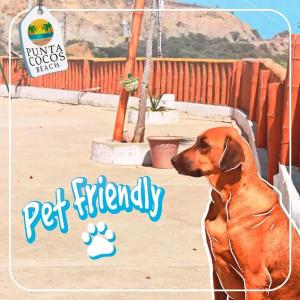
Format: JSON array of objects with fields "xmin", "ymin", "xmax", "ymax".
[{"xmin": 147, "ymin": 136, "xmax": 182, "ymax": 169}]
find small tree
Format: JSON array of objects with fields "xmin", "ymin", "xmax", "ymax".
[{"xmin": 132, "ymin": 0, "xmax": 157, "ymax": 143}]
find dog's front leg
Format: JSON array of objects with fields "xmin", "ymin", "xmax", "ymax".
[
  {"xmin": 229, "ymin": 227, "xmax": 272, "ymax": 299},
  {"xmin": 244, "ymin": 271, "xmax": 270, "ymax": 300},
  {"xmin": 205, "ymin": 231, "xmax": 228, "ymax": 300},
  {"xmin": 245, "ymin": 291, "xmax": 267, "ymax": 300},
  {"xmin": 244, "ymin": 288, "xmax": 268, "ymax": 300},
  {"xmin": 212, "ymin": 271, "xmax": 228, "ymax": 300}
]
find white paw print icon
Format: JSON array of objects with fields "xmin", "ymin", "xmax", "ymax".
[{"xmin": 81, "ymin": 222, "xmax": 116, "ymax": 260}]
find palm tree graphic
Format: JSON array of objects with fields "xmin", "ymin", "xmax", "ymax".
[
  {"xmin": 28, "ymin": 25, "xmax": 37, "ymax": 35},
  {"xmin": 42, "ymin": 22, "xmax": 53, "ymax": 32}
]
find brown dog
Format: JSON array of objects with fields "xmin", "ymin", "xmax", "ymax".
[{"xmin": 171, "ymin": 127, "xmax": 300, "ymax": 300}]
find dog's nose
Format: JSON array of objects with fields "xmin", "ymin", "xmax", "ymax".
[{"xmin": 171, "ymin": 155, "xmax": 178, "ymax": 167}]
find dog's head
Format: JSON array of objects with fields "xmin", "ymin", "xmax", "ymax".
[{"xmin": 171, "ymin": 127, "xmax": 246, "ymax": 177}]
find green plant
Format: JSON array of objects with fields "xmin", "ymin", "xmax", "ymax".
[
  {"xmin": 148, "ymin": 91, "xmax": 165, "ymax": 111},
  {"xmin": 129, "ymin": 91, "xmax": 169, "ymax": 112}
]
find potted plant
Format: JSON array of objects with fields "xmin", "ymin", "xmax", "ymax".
[{"xmin": 128, "ymin": 89, "xmax": 179, "ymax": 125}]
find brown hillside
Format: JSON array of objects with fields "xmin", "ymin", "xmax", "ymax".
[{"xmin": 0, "ymin": 0, "xmax": 287, "ymax": 56}]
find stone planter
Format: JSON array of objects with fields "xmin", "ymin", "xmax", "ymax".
[
  {"xmin": 92, "ymin": 138, "xmax": 151, "ymax": 166},
  {"xmin": 128, "ymin": 109, "xmax": 180, "ymax": 125}
]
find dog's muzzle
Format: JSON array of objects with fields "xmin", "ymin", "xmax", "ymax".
[{"xmin": 171, "ymin": 155, "xmax": 203, "ymax": 177}]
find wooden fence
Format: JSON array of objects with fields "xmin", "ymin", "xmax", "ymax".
[{"xmin": 1, "ymin": 34, "xmax": 299, "ymax": 183}]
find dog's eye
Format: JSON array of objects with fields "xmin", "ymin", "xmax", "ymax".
[{"xmin": 198, "ymin": 137, "xmax": 211, "ymax": 152}]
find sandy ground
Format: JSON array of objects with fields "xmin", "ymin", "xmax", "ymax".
[{"xmin": 0, "ymin": 97, "xmax": 236, "ymax": 299}]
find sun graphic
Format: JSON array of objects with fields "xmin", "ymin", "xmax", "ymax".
[{"xmin": 28, "ymin": 19, "xmax": 54, "ymax": 46}]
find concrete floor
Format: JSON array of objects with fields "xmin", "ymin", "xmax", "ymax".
[{"xmin": 0, "ymin": 98, "xmax": 235, "ymax": 299}]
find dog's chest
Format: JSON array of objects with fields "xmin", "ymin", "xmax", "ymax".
[
  {"xmin": 204, "ymin": 198, "xmax": 245, "ymax": 293},
  {"xmin": 205, "ymin": 201, "xmax": 237, "ymax": 269},
  {"xmin": 205, "ymin": 214, "xmax": 231, "ymax": 262}
]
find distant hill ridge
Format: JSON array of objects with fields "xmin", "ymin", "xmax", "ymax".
[{"xmin": 0, "ymin": 0, "xmax": 288, "ymax": 62}]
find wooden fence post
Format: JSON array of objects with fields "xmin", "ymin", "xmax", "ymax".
[
  {"xmin": 161, "ymin": 61, "xmax": 167, "ymax": 95},
  {"xmin": 112, "ymin": 61, "xmax": 117, "ymax": 94},
  {"xmin": 172, "ymin": 61, "xmax": 179, "ymax": 100},
  {"xmin": 238, "ymin": 61, "xmax": 259, "ymax": 114},
  {"xmin": 267, "ymin": 82, "xmax": 284, "ymax": 183},
  {"xmin": 220, "ymin": 64, "xmax": 227, "ymax": 105},
  {"xmin": 178, "ymin": 62, "xmax": 184, "ymax": 101},
  {"xmin": 213, "ymin": 63, "xmax": 220, "ymax": 104},
  {"xmin": 206, "ymin": 63, "xmax": 213, "ymax": 104},
  {"xmin": 100, "ymin": 63, "xmax": 105, "ymax": 93},
  {"xmin": 255, "ymin": 70, "xmax": 270, "ymax": 148},
  {"xmin": 116, "ymin": 61, "xmax": 122, "ymax": 94},
  {"xmin": 201, "ymin": 63, "xmax": 207, "ymax": 103},
  {"xmin": 248, "ymin": 62, "xmax": 260, "ymax": 120},
  {"xmin": 189, "ymin": 63, "xmax": 196, "ymax": 102},
  {"xmin": 226, "ymin": 64, "xmax": 233, "ymax": 105},
  {"xmin": 166, "ymin": 61, "xmax": 173, "ymax": 94},
  {"xmin": 83, "ymin": 59, "xmax": 91, "ymax": 90},
  {"xmin": 183, "ymin": 61, "xmax": 190, "ymax": 101},
  {"xmin": 195, "ymin": 63, "xmax": 202, "ymax": 103},
  {"xmin": 76, "ymin": 61, "xmax": 81, "ymax": 90},
  {"xmin": 230, "ymin": 61, "xmax": 243, "ymax": 108}
]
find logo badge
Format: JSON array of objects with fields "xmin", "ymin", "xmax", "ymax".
[
  {"xmin": 19, "ymin": 6, "xmax": 68, "ymax": 77},
  {"xmin": 28, "ymin": 19, "xmax": 54, "ymax": 46}
]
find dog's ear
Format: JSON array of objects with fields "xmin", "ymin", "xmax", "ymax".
[{"xmin": 219, "ymin": 136, "xmax": 245, "ymax": 172}]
